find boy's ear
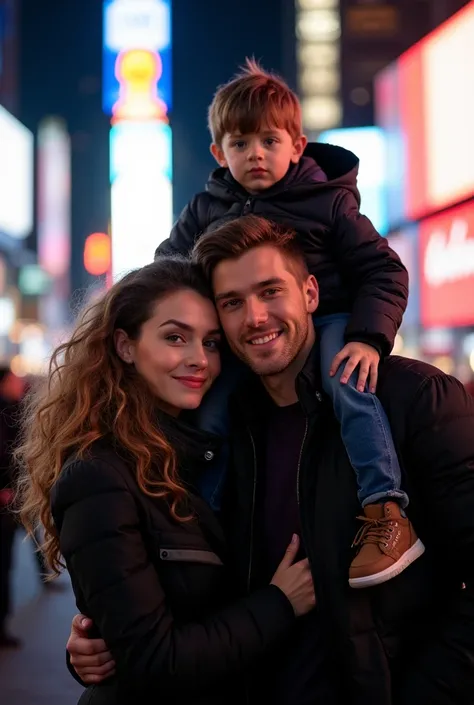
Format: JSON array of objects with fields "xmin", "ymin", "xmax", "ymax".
[
  {"xmin": 210, "ymin": 143, "xmax": 228, "ymax": 167},
  {"xmin": 291, "ymin": 134, "xmax": 308, "ymax": 163}
]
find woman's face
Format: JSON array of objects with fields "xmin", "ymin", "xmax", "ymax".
[{"xmin": 115, "ymin": 289, "xmax": 221, "ymax": 416}]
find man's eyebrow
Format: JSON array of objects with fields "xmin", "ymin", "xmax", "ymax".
[
  {"xmin": 215, "ymin": 278, "xmax": 285, "ymax": 302},
  {"xmin": 159, "ymin": 319, "xmax": 220, "ymax": 335}
]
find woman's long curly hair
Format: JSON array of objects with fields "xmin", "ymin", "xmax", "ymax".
[{"xmin": 15, "ymin": 256, "xmax": 214, "ymax": 576}]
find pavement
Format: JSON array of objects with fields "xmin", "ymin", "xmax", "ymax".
[{"xmin": 0, "ymin": 529, "xmax": 83, "ymax": 705}]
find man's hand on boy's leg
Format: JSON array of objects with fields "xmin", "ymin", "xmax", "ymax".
[
  {"xmin": 330, "ymin": 342, "xmax": 380, "ymax": 393},
  {"xmin": 67, "ymin": 614, "xmax": 116, "ymax": 684}
]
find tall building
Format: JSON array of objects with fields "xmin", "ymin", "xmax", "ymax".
[{"xmin": 294, "ymin": 0, "xmax": 471, "ymax": 135}]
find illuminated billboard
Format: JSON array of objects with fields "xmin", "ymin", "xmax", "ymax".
[
  {"xmin": 104, "ymin": 0, "xmax": 172, "ymax": 282},
  {"xmin": 110, "ymin": 120, "xmax": 172, "ymax": 279},
  {"xmin": 37, "ymin": 118, "xmax": 71, "ymax": 332},
  {"xmin": 0, "ymin": 104, "xmax": 33, "ymax": 239},
  {"xmin": 103, "ymin": 0, "xmax": 171, "ymax": 117},
  {"xmin": 420, "ymin": 200, "xmax": 474, "ymax": 328},
  {"xmin": 319, "ymin": 126, "xmax": 388, "ymax": 235},
  {"xmin": 375, "ymin": 0, "xmax": 474, "ymax": 226}
]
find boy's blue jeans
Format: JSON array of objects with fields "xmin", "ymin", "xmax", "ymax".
[
  {"xmin": 315, "ymin": 313, "xmax": 407, "ymax": 508},
  {"xmin": 196, "ymin": 313, "xmax": 408, "ymax": 511}
]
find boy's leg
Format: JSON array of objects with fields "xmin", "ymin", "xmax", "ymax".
[
  {"xmin": 316, "ymin": 313, "xmax": 406, "ymax": 507},
  {"xmin": 194, "ymin": 353, "xmax": 250, "ymax": 511},
  {"xmin": 315, "ymin": 313, "xmax": 424, "ymax": 588}
]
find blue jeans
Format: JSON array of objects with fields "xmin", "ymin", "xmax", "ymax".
[{"xmin": 315, "ymin": 313, "xmax": 408, "ymax": 508}]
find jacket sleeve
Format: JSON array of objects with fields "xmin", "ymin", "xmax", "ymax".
[
  {"xmin": 331, "ymin": 191, "xmax": 409, "ymax": 356},
  {"xmin": 154, "ymin": 194, "xmax": 208, "ymax": 258},
  {"xmin": 53, "ymin": 459, "xmax": 295, "ymax": 694},
  {"xmin": 398, "ymin": 374, "xmax": 474, "ymax": 705}
]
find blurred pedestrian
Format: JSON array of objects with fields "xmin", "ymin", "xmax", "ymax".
[{"xmin": 0, "ymin": 365, "xmax": 25, "ymax": 649}]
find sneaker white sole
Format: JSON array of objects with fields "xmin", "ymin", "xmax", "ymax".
[{"xmin": 349, "ymin": 538, "xmax": 425, "ymax": 589}]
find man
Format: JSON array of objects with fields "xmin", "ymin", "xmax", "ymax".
[
  {"xmin": 0, "ymin": 366, "xmax": 25, "ymax": 649},
  {"xmin": 66, "ymin": 216, "xmax": 474, "ymax": 704}
]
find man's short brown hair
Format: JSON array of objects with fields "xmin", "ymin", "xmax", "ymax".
[
  {"xmin": 193, "ymin": 215, "xmax": 309, "ymax": 284},
  {"xmin": 208, "ymin": 58, "xmax": 303, "ymax": 147}
]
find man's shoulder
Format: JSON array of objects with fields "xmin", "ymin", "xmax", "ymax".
[
  {"xmin": 380, "ymin": 354, "xmax": 445, "ymax": 385},
  {"xmin": 377, "ymin": 354, "xmax": 469, "ymax": 419}
]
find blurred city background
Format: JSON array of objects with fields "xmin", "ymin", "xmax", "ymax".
[{"xmin": 1, "ymin": 0, "xmax": 474, "ymax": 702}]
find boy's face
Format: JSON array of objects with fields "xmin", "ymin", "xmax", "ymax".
[{"xmin": 211, "ymin": 127, "xmax": 307, "ymax": 194}]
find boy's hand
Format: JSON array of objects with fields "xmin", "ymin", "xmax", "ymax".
[
  {"xmin": 329, "ymin": 342, "xmax": 380, "ymax": 393},
  {"xmin": 67, "ymin": 614, "xmax": 116, "ymax": 684}
]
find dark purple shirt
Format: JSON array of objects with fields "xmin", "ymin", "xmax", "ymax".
[
  {"xmin": 258, "ymin": 400, "xmax": 337, "ymax": 705},
  {"xmin": 262, "ymin": 401, "xmax": 307, "ymax": 576}
]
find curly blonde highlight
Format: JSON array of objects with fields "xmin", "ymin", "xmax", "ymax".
[{"xmin": 15, "ymin": 257, "xmax": 212, "ymax": 576}]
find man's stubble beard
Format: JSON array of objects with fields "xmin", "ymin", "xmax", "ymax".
[{"xmin": 229, "ymin": 315, "xmax": 310, "ymax": 378}]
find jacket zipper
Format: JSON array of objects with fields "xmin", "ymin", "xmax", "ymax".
[
  {"xmin": 296, "ymin": 418, "xmax": 309, "ymax": 510},
  {"xmin": 246, "ymin": 430, "xmax": 258, "ymax": 593},
  {"xmin": 245, "ymin": 430, "xmax": 258, "ymax": 705},
  {"xmin": 243, "ymin": 197, "xmax": 252, "ymax": 215}
]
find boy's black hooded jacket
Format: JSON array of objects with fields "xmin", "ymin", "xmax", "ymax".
[{"xmin": 156, "ymin": 143, "xmax": 408, "ymax": 356}]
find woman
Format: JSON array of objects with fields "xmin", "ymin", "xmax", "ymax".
[{"xmin": 16, "ymin": 256, "xmax": 315, "ymax": 705}]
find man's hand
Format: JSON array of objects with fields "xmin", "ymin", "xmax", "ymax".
[
  {"xmin": 67, "ymin": 614, "xmax": 116, "ymax": 684},
  {"xmin": 329, "ymin": 342, "xmax": 380, "ymax": 393}
]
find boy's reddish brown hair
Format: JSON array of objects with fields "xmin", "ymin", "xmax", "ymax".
[{"xmin": 208, "ymin": 58, "xmax": 303, "ymax": 147}]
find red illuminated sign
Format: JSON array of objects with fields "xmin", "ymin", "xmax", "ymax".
[
  {"xmin": 420, "ymin": 201, "xmax": 474, "ymax": 328},
  {"xmin": 376, "ymin": 0, "xmax": 474, "ymax": 225}
]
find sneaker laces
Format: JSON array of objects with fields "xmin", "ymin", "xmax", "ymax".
[{"xmin": 351, "ymin": 515, "xmax": 395, "ymax": 549}]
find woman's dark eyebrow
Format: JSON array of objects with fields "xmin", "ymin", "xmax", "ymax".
[{"xmin": 159, "ymin": 319, "xmax": 221, "ymax": 336}]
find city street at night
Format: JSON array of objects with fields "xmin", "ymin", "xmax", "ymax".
[
  {"xmin": 0, "ymin": 531, "xmax": 82, "ymax": 704},
  {"xmin": 2, "ymin": 0, "xmax": 474, "ymax": 703}
]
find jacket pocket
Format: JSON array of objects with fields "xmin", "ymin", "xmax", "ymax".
[{"xmin": 159, "ymin": 547, "xmax": 223, "ymax": 566}]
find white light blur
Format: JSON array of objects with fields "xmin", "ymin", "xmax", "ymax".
[
  {"xmin": 0, "ymin": 105, "xmax": 34, "ymax": 239},
  {"xmin": 110, "ymin": 121, "xmax": 172, "ymax": 280},
  {"xmin": 105, "ymin": 0, "xmax": 170, "ymax": 52},
  {"xmin": 470, "ymin": 350, "xmax": 474, "ymax": 373},
  {"xmin": 319, "ymin": 126, "xmax": 388, "ymax": 234},
  {"xmin": 0, "ymin": 296, "xmax": 15, "ymax": 335}
]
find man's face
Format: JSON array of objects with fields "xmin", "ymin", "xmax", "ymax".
[
  {"xmin": 211, "ymin": 127, "xmax": 306, "ymax": 194},
  {"xmin": 213, "ymin": 245, "xmax": 318, "ymax": 376}
]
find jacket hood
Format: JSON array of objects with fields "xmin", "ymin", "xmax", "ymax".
[{"xmin": 206, "ymin": 142, "xmax": 360, "ymax": 203}]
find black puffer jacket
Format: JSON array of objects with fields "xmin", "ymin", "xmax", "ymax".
[
  {"xmin": 224, "ymin": 349, "xmax": 474, "ymax": 705},
  {"xmin": 51, "ymin": 415, "xmax": 295, "ymax": 705},
  {"xmin": 156, "ymin": 143, "xmax": 408, "ymax": 356}
]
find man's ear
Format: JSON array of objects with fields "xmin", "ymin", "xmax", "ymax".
[
  {"xmin": 305, "ymin": 275, "xmax": 319, "ymax": 314},
  {"xmin": 210, "ymin": 143, "xmax": 228, "ymax": 167}
]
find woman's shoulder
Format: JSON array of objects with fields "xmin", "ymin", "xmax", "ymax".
[{"xmin": 51, "ymin": 440, "xmax": 134, "ymax": 513}]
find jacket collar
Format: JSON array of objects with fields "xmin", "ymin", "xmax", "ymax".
[
  {"xmin": 155, "ymin": 410, "xmax": 222, "ymax": 483},
  {"xmin": 231, "ymin": 339, "xmax": 328, "ymax": 424}
]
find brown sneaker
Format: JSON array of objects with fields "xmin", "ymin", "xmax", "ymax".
[{"xmin": 349, "ymin": 502, "xmax": 425, "ymax": 589}]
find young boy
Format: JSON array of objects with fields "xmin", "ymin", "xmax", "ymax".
[{"xmin": 155, "ymin": 59, "xmax": 422, "ymax": 589}]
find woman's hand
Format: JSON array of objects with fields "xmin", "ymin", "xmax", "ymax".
[
  {"xmin": 270, "ymin": 535, "xmax": 316, "ymax": 617},
  {"xmin": 67, "ymin": 614, "xmax": 116, "ymax": 684}
]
